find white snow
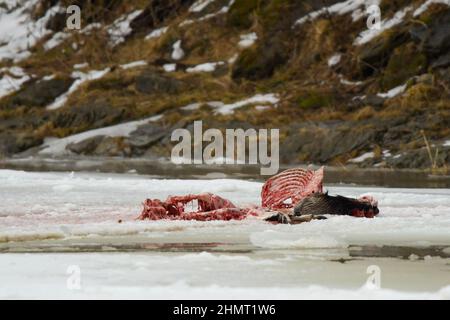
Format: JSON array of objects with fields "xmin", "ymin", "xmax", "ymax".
[
  {"xmin": 0, "ymin": 1, "xmax": 63, "ymax": 62},
  {"xmin": 120, "ymin": 60, "xmax": 147, "ymax": 70},
  {"xmin": 163, "ymin": 63, "xmax": 177, "ymax": 72},
  {"xmin": 186, "ymin": 61, "xmax": 225, "ymax": 73},
  {"xmin": 0, "ymin": 66, "xmax": 30, "ymax": 99},
  {"xmin": 171, "ymin": 40, "xmax": 185, "ymax": 60},
  {"xmin": 377, "ymin": 84, "xmax": 407, "ymax": 99},
  {"xmin": 349, "ymin": 152, "xmax": 375, "ymax": 163},
  {"xmin": 328, "ymin": 54, "xmax": 342, "ymax": 67},
  {"xmin": 38, "ymin": 115, "xmax": 163, "ymax": 155},
  {"xmin": 414, "ymin": 0, "xmax": 450, "ymax": 17},
  {"xmin": 354, "ymin": 6, "xmax": 413, "ymax": 45},
  {"xmin": 214, "ymin": 94, "xmax": 280, "ymax": 115},
  {"xmin": 80, "ymin": 22, "xmax": 102, "ymax": 34},
  {"xmin": 47, "ymin": 68, "xmax": 110, "ymax": 111},
  {"xmin": 43, "ymin": 32, "xmax": 70, "ymax": 51},
  {"xmin": 443, "ymin": 140, "xmax": 450, "ymax": 147},
  {"xmin": 73, "ymin": 62, "xmax": 89, "ymax": 69},
  {"xmin": 145, "ymin": 26, "xmax": 168, "ymax": 40},
  {"xmin": 42, "ymin": 74, "xmax": 56, "ymax": 81},
  {"xmin": 294, "ymin": 0, "xmax": 381, "ymax": 27},
  {"xmin": 339, "ymin": 75, "xmax": 363, "ymax": 86},
  {"xmin": 238, "ymin": 33, "xmax": 258, "ymax": 48},
  {"xmin": 179, "ymin": 0, "xmax": 235, "ymax": 27},
  {"xmin": 180, "ymin": 102, "xmax": 202, "ymax": 111},
  {"xmin": 107, "ymin": 10, "xmax": 143, "ymax": 47},
  {"xmin": 189, "ymin": 0, "xmax": 216, "ymax": 13},
  {"xmin": 228, "ymin": 53, "xmax": 239, "ymax": 64}
]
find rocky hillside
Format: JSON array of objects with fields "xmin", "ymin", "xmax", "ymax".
[{"xmin": 0, "ymin": 0, "xmax": 449, "ymax": 172}]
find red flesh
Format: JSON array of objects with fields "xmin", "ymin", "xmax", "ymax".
[{"xmin": 137, "ymin": 167, "xmax": 377, "ymax": 221}]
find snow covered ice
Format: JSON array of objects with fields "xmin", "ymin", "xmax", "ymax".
[{"xmin": 0, "ymin": 170, "xmax": 449, "ymax": 299}]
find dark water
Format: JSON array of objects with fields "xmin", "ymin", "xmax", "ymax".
[{"xmin": 1, "ymin": 156, "xmax": 450, "ymax": 188}]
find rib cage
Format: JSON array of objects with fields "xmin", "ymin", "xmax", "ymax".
[{"xmin": 261, "ymin": 167, "xmax": 324, "ymax": 209}]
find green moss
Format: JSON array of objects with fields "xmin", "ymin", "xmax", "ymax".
[
  {"xmin": 227, "ymin": 0, "xmax": 261, "ymax": 28},
  {"xmin": 258, "ymin": 0, "xmax": 293, "ymax": 29},
  {"xmin": 381, "ymin": 43, "xmax": 427, "ymax": 90},
  {"xmin": 298, "ymin": 93, "xmax": 333, "ymax": 109}
]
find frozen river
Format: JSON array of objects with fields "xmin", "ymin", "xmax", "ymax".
[{"xmin": 0, "ymin": 170, "xmax": 449, "ymax": 299}]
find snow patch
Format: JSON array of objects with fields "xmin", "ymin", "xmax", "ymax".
[
  {"xmin": 73, "ymin": 62, "xmax": 89, "ymax": 70},
  {"xmin": 186, "ymin": 61, "xmax": 225, "ymax": 73},
  {"xmin": 189, "ymin": 0, "xmax": 216, "ymax": 13},
  {"xmin": 328, "ymin": 54, "xmax": 342, "ymax": 67},
  {"xmin": 179, "ymin": 0, "xmax": 235, "ymax": 27},
  {"xmin": 43, "ymin": 32, "xmax": 71, "ymax": 51},
  {"xmin": 171, "ymin": 40, "xmax": 185, "ymax": 60},
  {"xmin": 47, "ymin": 68, "xmax": 110, "ymax": 111},
  {"xmin": 0, "ymin": 66, "xmax": 30, "ymax": 99},
  {"xmin": 108, "ymin": 10, "xmax": 143, "ymax": 47},
  {"xmin": 0, "ymin": 1, "xmax": 63, "ymax": 62},
  {"xmin": 39, "ymin": 115, "xmax": 163, "ymax": 155},
  {"xmin": 354, "ymin": 6, "xmax": 413, "ymax": 45},
  {"xmin": 377, "ymin": 84, "xmax": 407, "ymax": 99},
  {"xmin": 294, "ymin": 0, "xmax": 381, "ymax": 27},
  {"xmin": 214, "ymin": 94, "xmax": 280, "ymax": 115},
  {"xmin": 145, "ymin": 26, "xmax": 168, "ymax": 40},
  {"xmin": 238, "ymin": 33, "xmax": 258, "ymax": 48},
  {"xmin": 414, "ymin": 0, "xmax": 450, "ymax": 17},
  {"xmin": 120, "ymin": 60, "xmax": 148, "ymax": 70},
  {"xmin": 349, "ymin": 152, "xmax": 375, "ymax": 163},
  {"xmin": 163, "ymin": 64, "xmax": 177, "ymax": 72}
]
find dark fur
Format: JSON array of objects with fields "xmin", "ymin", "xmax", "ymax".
[{"xmin": 294, "ymin": 193, "xmax": 379, "ymax": 217}]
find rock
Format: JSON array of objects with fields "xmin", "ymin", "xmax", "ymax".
[
  {"xmin": 422, "ymin": 10, "xmax": 450, "ymax": 57},
  {"xmin": 2, "ymin": 77, "xmax": 73, "ymax": 108},
  {"xmin": 281, "ymin": 120, "xmax": 383, "ymax": 164},
  {"xmin": 127, "ymin": 123, "xmax": 167, "ymax": 148},
  {"xmin": 360, "ymin": 95, "xmax": 385, "ymax": 107},
  {"xmin": 381, "ymin": 42, "xmax": 427, "ymax": 90},
  {"xmin": 431, "ymin": 52, "xmax": 450, "ymax": 69},
  {"xmin": 45, "ymin": 11, "xmax": 67, "ymax": 32},
  {"xmin": 66, "ymin": 135, "xmax": 105, "ymax": 155},
  {"xmin": 93, "ymin": 137, "xmax": 131, "ymax": 157},
  {"xmin": 232, "ymin": 40, "xmax": 288, "ymax": 81},
  {"xmin": 357, "ymin": 28, "xmax": 409, "ymax": 77},
  {"xmin": 0, "ymin": 132, "xmax": 43, "ymax": 156},
  {"xmin": 386, "ymin": 147, "xmax": 450, "ymax": 169},
  {"xmin": 51, "ymin": 101, "xmax": 127, "ymax": 129},
  {"xmin": 135, "ymin": 71, "xmax": 183, "ymax": 94}
]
